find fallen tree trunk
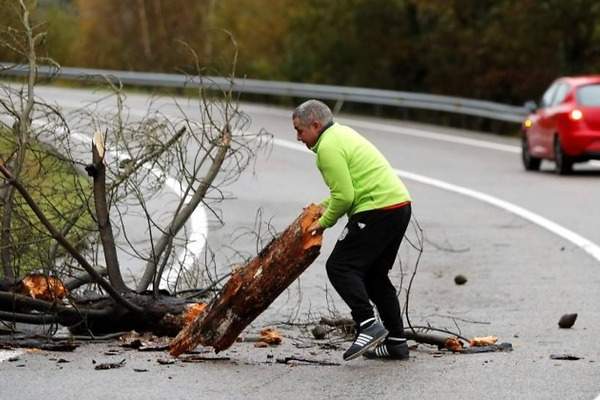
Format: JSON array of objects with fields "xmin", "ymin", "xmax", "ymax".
[
  {"xmin": 0, "ymin": 289, "xmax": 197, "ymax": 336},
  {"xmin": 170, "ymin": 204, "xmax": 323, "ymax": 356}
]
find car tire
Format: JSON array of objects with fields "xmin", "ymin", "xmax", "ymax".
[
  {"xmin": 521, "ymin": 135, "xmax": 541, "ymax": 171},
  {"xmin": 554, "ymin": 135, "xmax": 573, "ymax": 175}
]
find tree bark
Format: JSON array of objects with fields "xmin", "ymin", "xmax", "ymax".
[
  {"xmin": 92, "ymin": 133, "xmax": 128, "ymax": 293},
  {"xmin": 170, "ymin": 204, "xmax": 323, "ymax": 356},
  {"xmin": 135, "ymin": 0, "xmax": 153, "ymax": 60},
  {"xmin": 0, "ymin": 289, "xmax": 193, "ymax": 336}
]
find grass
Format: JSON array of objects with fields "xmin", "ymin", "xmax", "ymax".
[{"xmin": 0, "ymin": 129, "xmax": 94, "ymax": 279}]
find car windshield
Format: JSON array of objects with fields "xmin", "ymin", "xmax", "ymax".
[{"xmin": 577, "ymin": 84, "xmax": 600, "ymax": 106}]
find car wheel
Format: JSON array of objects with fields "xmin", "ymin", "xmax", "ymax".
[
  {"xmin": 521, "ymin": 135, "xmax": 541, "ymax": 171},
  {"xmin": 554, "ymin": 135, "xmax": 573, "ymax": 175}
]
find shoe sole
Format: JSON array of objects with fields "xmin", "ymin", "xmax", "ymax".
[
  {"xmin": 363, "ymin": 352, "xmax": 409, "ymax": 360},
  {"xmin": 343, "ymin": 333, "xmax": 388, "ymax": 361},
  {"xmin": 362, "ymin": 343, "xmax": 410, "ymax": 360}
]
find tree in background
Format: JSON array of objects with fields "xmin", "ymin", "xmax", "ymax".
[
  {"xmin": 4, "ymin": 0, "xmax": 600, "ymax": 104},
  {"xmin": 212, "ymin": 0, "xmax": 296, "ymax": 80},
  {"xmin": 415, "ymin": 0, "xmax": 600, "ymax": 103},
  {"xmin": 282, "ymin": 0, "xmax": 424, "ymax": 91},
  {"xmin": 75, "ymin": 0, "xmax": 222, "ymax": 71}
]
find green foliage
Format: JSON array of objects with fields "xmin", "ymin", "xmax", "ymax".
[
  {"xmin": 5, "ymin": 0, "xmax": 600, "ymax": 104},
  {"xmin": 283, "ymin": 0, "xmax": 423, "ymax": 90},
  {"xmin": 0, "ymin": 0, "xmax": 26, "ymax": 62},
  {"xmin": 42, "ymin": 3, "xmax": 80, "ymax": 65},
  {"xmin": 212, "ymin": 0, "xmax": 296, "ymax": 79},
  {"xmin": 0, "ymin": 130, "xmax": 93, "ymax": 277}
]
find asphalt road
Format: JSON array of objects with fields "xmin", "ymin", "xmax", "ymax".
[{"xmin": 1, "ymin": 86, "xmax": 600, "ymax": 400}]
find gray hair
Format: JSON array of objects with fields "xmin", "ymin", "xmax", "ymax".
[{"xmin": 292, "ymin": 99, "xmax": 333, "ymax": 126}]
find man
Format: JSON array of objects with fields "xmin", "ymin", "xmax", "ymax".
[{"xmin": 293, "ymin": 99, "xmax": 412, "ymax": 361}]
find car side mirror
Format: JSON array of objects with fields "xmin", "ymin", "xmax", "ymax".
[{"xmin": 524, "ymin": 100, "xmax": 538, "ymax": 113}]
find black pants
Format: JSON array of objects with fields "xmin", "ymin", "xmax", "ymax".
[{"xmin": 326, "ymin": 204, "xmax": 411, "ymax": 337}]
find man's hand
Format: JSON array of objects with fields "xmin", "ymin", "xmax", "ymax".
[
  {"xmin": 317, "ymin": 204, "xmax": 326, "ymax": 216},
  {"xmin": 307, "ymin": 220, "xmax": 324, "ymax": 236}
]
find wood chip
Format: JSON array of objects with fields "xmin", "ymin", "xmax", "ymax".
[
  {"xmin": 550, "ymin": 354, "xmax": 581, "ymax": 360},
  {"xmin": 94, "ymin": 359, "xmax": 126, "ymax": 370}
]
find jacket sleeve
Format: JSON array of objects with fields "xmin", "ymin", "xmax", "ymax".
[{"xmin": 317, "ymin": 145, "xmax": 354, "ymax": 228}]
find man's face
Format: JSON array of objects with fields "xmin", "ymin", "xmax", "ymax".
[{"xmin": 293, "ymin": 117, "xmax": 322, "ymax": 148}]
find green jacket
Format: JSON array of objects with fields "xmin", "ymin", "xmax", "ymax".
[{"xmin": 312, "ymin": 122, "xmax": 411, "ymax": 228}]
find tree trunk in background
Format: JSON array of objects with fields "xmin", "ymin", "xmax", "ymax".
[
  {"xmin": 135, "ymin": 0, "xmax": 152, "ymax": 59},
  {"xmin": 170, "ymin": 204, "xmax": 323, "ymax": 356}
]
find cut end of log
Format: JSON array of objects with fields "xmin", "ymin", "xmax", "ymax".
[
  {"xmin": 300, "ymin": 204, "xmax": 324, "ymax": 250},
  {"xmin": 168, "ymin": 304, "xmax": 207, "ymax": 356},
  {"xmin": 17, "ymin": 274, "xmax": 68, "ymax": 301}
]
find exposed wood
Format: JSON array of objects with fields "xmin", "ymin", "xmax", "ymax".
[
  {"xmin": 403, "ymin": 330, "xmax": 456, "ymax": 348},
  {"xmin": 170, "ymin": 204, "xmax": 323, "ymax": 356}
]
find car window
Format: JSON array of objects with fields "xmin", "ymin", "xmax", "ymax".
[
  {"xmin": 540, "ymin": 83, "xmax": 559, "ymax": 108},
  {"xmin": 552, "ymin": 83, "xmax": 570, "ymax": 106},
  {"xmin": 576, "ymin": 84, "xmax": 600, "ymax": 106}
]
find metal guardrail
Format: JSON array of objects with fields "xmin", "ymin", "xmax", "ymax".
[{"xmin": 0, "ymin": 62, "xmax": 527, "ymax": 123}]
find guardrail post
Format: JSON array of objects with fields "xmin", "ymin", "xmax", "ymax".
[{"xmin": 333, "ymin": 99, "xmax": 344, "ymax": 115}]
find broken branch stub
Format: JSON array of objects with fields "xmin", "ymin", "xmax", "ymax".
[{"xmin": 170, "ymin": 204, "xmax": 323, "ymax": 356}]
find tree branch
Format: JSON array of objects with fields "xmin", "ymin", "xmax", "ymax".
[
  {"xmin": 0, "ymin": 1, "xmax": 38, "ymax": 281},
  {"xmin": 109, "ymin": 126, "xmax": 187, "ymax": 192},
  {"xmin": 91, "ymin": 132, "xmax": 128, "ymax": 292},
  {"xmin": 0, "ymin": 291, "xmax": 114, "ymax": 320},
  {"xmin": 0, "ymin": 161, "xmax": 142, "ymax": 313},
  {"xmin": 137, "ymin": 127, "xmax": 232, "ymax": 292},
  {"xmin": 64, "ymin": 267, "xmax": 108, "ymax": 290}
]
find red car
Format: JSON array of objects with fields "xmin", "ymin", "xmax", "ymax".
[{"xmin": 521, "ymin": 76, "xmax": 600, "ymax": 174}]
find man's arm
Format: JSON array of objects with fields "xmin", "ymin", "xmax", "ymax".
[{"xmin": 317, "ymin": 146, "xmax": 354, "ymax": 228}]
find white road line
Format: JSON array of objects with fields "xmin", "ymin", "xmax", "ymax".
[
  {"xmin": 162, "ymin": 176, "xmax": 208, "ymax": 285},
  {"xmin": 273, "ymin": 138, "xmax": 600, "ymax": 264},
  {"xmin": 341, "ymin": 117, "xmax": 521, "ymax": 153},
  {"xmin": 341, "ymin": 117, "xmax": 600, "ymax": 169},
  {"xmin": 396, "ymin": 169, "xmax": 600, "ymax": 262}
]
